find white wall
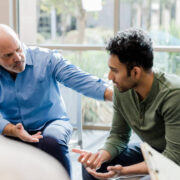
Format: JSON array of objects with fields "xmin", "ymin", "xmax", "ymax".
[
  {"xmin": 19, "ymin": 0, "xmax": 37, "ymax": 43},
  {"xmin": 0, "ymin": 0, "xmax": 10, "ymax": 26}
]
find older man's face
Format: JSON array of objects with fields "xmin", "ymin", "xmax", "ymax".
[{"xmin": 0, "ymin": 35, "xmax": 25, "ymax": 74}]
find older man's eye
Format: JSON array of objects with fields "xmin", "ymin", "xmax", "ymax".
[
  {"xmin": 16, "ymin": 47, "xmax": 22, "ymax": 53},
  {"xmin": 5, "ymin": 53, "xmax": 13, "ymax": 57}
]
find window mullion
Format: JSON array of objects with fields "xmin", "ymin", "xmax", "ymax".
[{"xmin": 114, "ymin": 0, "xmax": 120, "ymax": 35}]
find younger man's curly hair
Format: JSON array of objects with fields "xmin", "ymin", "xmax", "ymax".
[{"xmin": 106, "ymin": 28, "xmax": 153, "ymax": 76}]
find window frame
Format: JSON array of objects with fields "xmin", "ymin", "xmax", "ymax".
[{"xmin": 15, "ymin": 0, "xmax": 180, "ymax": 130}]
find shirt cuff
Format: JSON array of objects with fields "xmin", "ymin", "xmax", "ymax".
[
  {"xmin": 0, "ymin": 118, "xmax": 10, "ymax": 134},
  {"xmin": 97, "ymin": 83, "xmax": 109, "ymax": 101}
]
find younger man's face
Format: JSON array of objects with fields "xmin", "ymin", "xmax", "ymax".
[{"xmin": 108, "ymin": 54, "xmax": 137, "ymax": 92}]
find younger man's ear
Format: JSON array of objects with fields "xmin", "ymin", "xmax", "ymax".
[{"xmin": 131, "ymin": 66, "xmax": 141, "ymax": 79}]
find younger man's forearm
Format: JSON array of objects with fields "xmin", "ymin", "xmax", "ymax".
[{"xmin": 121, "ymin": 161, "xmax": 148, "ymax": 175}]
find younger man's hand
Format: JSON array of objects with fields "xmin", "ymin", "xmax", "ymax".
[{"xmin": 72, "ymin": 149, "xmax": 111, "ymax": 170}]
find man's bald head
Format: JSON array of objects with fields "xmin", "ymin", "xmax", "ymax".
[
  {"xmin": 0, "ymin": 24, "xmax": 20, "ymax": 51},
  {"xmin": 0, "ymin": 24, "xmax": 19, "ymax": 44}
]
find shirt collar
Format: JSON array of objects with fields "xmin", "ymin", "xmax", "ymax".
[
  {"xmin": 23, "ymin": 44, "xmax": 33, "ymax": 66},
  {"xmin": 131, "ymin": 71, "xmax": 160, "ymax": 106},
  {"xmin": 140, "ymin": 71, "xmax": 160, "ymax": 106}
]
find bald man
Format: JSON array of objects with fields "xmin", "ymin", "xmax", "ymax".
[{"xmin": 0, "ymin": 24, "xmax": 112, "ymax": 178}]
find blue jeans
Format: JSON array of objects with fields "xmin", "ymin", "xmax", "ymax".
[
  {"xmin": 82, "ymin": 144, "xmax": 144, "ymax": 180},
  {"xmin": 6, "ymin": 120, "xmax": 73, "ymax": 178},
  {"xmin": 40, "ymin": 120, "xmax": 73, "ymax": 177}
]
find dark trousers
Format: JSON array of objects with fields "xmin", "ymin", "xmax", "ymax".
[
  {"xmin": 82, "ymin": 144, "xmax": 144, "ymax": 180},
  {"xmin": 5, "ymin": 120, "xmax": 73, "ymax": 178}
]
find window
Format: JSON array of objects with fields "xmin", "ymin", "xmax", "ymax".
[
  {"xmin": 17, "ymin": 0, "xmax": 180, "ymax": 128},
  {"xmin": 19, "ymin": 0, "xmax": 114, "ymax": 45},
  {"xmin": 118, "ymin": 0, "xmax": 180, "ymax": 46}
]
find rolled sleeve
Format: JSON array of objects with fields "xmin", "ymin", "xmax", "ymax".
[
  {"xmin": 97, "ymin": 83, "xmax": 108, "ymax": 101},
  {"xmin": 0, "ymin": 117, "xmax": 10, "ymax": 134}
]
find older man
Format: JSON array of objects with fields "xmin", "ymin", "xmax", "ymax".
[{"xmin": 0, "ymin": 24, "xmax": 112, "ymax": 178}]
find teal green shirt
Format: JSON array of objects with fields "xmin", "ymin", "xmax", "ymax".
[{"xmin": 102, "ymin": 71, "xmax": 180, "ymax": 165}]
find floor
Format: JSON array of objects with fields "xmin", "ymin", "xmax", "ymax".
[{"xmin": 70, "ymin": 130, "xmax": 141, "ymax": 180}]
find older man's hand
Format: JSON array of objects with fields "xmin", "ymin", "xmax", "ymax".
[
  {"xmin": 3, "ymin": 123, "xmax": 43, "ymax": 143},
  {"xmin": 14, "ymin": 123, "xmax": 43, "ymax": 142},
  {"xmin": 104, "ymin": 88, "xmax": 113, "ymax": 101}
]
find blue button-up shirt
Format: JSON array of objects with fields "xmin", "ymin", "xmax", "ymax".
[{"xmin": 0, "ymin": 46, "xmax": 108, "ymax": 133}]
